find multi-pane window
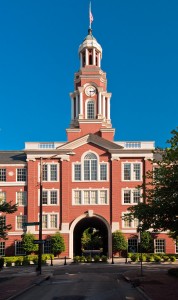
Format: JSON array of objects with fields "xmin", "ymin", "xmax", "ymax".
[
  {"xmin": 42, "ymin": 164, "xmax": 58, "ymax": 181},
  {"xmin": 87, "ymin": 100, "xmax": 95, "ymax": 119},
  {"xmin": 17, "ymin": 168, "xmax": 27, "ymax": 181},
  {"xmin": 42, "ymin": 214, "xmax": 58, "ymax": 229},
  {"xmin": 74, "ymin": 164, "xmax": 81, "ymax": 180},
  {"xmin": 155, "ymin": 239, "xmax": 165, "ymax": 253},
  {"xmin": 123, "ymin": 163, "xmax": 142, "ymax": 181},
  {"xmin": 122, "ymin": 213, "xmax": 138, "ymax": 228},
  {"xmin": 128, "ymin": 239, "xmax": 138, "ymax": 253},
  {"xmin": 0, "ymin": 169, "xmax": 6, "ymax": 181},
  {"xmin": 15, "ymin": 241, "xmax": 25, "ymax": 255},
  {"xmin": 0, "ymin": 192, "xmax": 6, "ymax": 203},
  {"xmin": 0, "ymin": 242, "xmax": 5, "ymax": 256},
  {"xmin": 74, "ymin": 153, "xmax": 108, "ymax": 181},
  {"xmin": 17, "ymin": 191, "xmax": 27, "ymax": 206},
  {"xmin": 73, "ymin": 189, "xmax": 108, "ymax": 205},
  {"xmin": 44, "ymin": 240, "xmax": 52, "ymax": 253},
  {"xmin": 122, "ymin": 189, "xmax": 141, "ymax": 205},
  {"xmin": 16, "ymin": 215, "xmax": 26, "ymax": 229},
  {"xmin": 41, "ymin": 190, "xmax": 58, "ymax": 205},
  {"xmin": 0, "ymin": 216, "xmax": 6, "ymax": 228}
]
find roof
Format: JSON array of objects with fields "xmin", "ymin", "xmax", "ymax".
[{"xmin": 0, "ymin": 151, "xmax": 26, "ymax": 164}]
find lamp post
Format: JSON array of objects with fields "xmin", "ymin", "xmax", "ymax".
[
  {"xmin": 37, "ymin": 157, "xmax": 43, "ymax": 275},
  {"xmin": 138, "ymin": 221, "xmax": 143, "ymax": 277}
]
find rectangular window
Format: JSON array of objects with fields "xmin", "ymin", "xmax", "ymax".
[
  {"xmin": 50, "ymin": 165, "xmax": 57, "ymax": 181},
  {"xmin": 100, "ymin": 190, "xmax": 107, "ymax": 204},
  {"xmin": 42, "ymin": 191, "xmax": 48, "ymax": 205},
  {"xmin": 42, "ymin": 215, "xmax": 48, "ymax": 229},
  {"xmin": 50, "ymin": 214, "xmax": 57, "ymax": 228},
  {"xmin": 133, "ymin": 190, "xmax": 140, "ymax": 203},
  {"xmin": 74, "ymin": 164, "xmax": 81, "ymax": 181},
  {"xmin": 44, "ymin": 240, "xmax": 52, "ymax": 253},
  {"xmin": 100, "ymin": 164, "xmax": 107, "ymax": 180},
  {"xmin": 42, "ymin": 165, "xmax": 48, "ymax": 181},
  {"xmin": 0, "ymin": 168, "xmax": 6, "ymax": 181},
  {"xmin": 84, "ymin": 190, "xmax": 90, "ymax": 204},
  {"xmin": 0, "ymin": 216, "xmax": 6, "ymax": 228},
  {"xmin": 128, "ymin": 239, "xmax": 138, "ymax": 253},
  {"xmin": 133, "ymin": 163, "xmax": 141, "ymax": 180},
  {"xmin": 155, "ymin": 239, "xmax": 165, "ymax": 253},
  {"xmin": 90, "ymin": 190, "xmax": 97, "ymax": 204},
  {"xmin": 17, "ymin": 168, "xmax": 27, "ymax": 181},
  {"xmin": 124, "ymin": 164, "xmax": 131, "ymax": 180},
  {"xmin": 17, "ymin": 191, "xmax": 27, "ymax": 206},
  {"xmin": 74, "ymin": 190, "xmax": 81, "ymax": 205},
  {"xmin": 0, "ymin": 242, "xmax": 5, "ymax": 256},
  {"xmin": 42, "ymin": 190, "xmax": 58, "ymax": 205},
  {"xmin": 16, "ymin": 215, "xmax": 26, "ymax": 230},
  {"xmin": 50, "ymin": 191, "xmax": 57, "ymax": 205},
  {"xmin": 84, "ymin": 161, "xmax": 90, "ymax": 180},
  {"xmin": 0, "ymin": 192, "xmax": 6, "ymax": 203},
  {"xmin": 124, "ymin": 190, "xmax": 131, "ymax": 204},
  {"xmin": 91, "ymin": 161, "xmax": 97, "ymax": 180},
  {"xmin": 15, "ymin": 241, "xmax": 25, "ymax": 255}
]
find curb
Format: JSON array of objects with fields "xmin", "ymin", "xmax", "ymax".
[{"xmin": 123, "ymin": 275, "xmax": 152, "ymax": 300}]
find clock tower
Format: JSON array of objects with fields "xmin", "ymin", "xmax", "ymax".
[{"xmin": 67, "ymin": 28, "xmax": 115, "ymax": 142}]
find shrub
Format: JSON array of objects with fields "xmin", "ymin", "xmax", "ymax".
[
  {"xmin": 86, "ymin": 255, "xmax": 92, "ymax": 263},
  {"xmin": 139, "ymin": 254, "xmax": 147, "ymax": 262},
  {"xmin": 130, "ymin": 254, "xmax": 139, "ymax": 262},
  {"xmin": 170, "ymin": 256, "xmax": 176, "ymax": 262},
  {"xmin": 94, "ymin": 255, "xmax": 100, "ymax": 262},
  {"xmin": 51, "ymin": 232, "xmax": 65, "ymax": 257},
  {"xmin": 112, "ymin": 231, "xmax": 127, "ymax": 255},
  {"xmin": 73, "ymin": 256, "xmax": 80, "ymax": 263},
  {"xmin": 146, "ymin": 254, "xmax": 155, "ymax": 262},
  {"xmin": 154, "ymin": 255, "xmax": 161, "ymax": 262},
  {"xmin": 101, "ymin": 255, "xmax": 107, "ymax": 262},
  {"xmin": 79, "ymin": 256, "xmax": 85, "ymax": 263},
  {"xmin": 163, "ymin": 255, "xmax": 170, "ymax": 262}
]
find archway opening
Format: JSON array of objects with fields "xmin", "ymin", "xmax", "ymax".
[{"xmin": 73, "ymin": 216, "xmax": 108, "ymax": 256}]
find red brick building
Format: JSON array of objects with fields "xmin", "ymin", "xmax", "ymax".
[{"xmin": 0, "ymin": 28, "xmax": 177, "ymax": 257}]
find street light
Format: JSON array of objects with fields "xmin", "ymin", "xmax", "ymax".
[
  {"xmin": 37, "ymin": 157, "xmax": 43, "ymax": 275},
  {"xmin": 138, "ymin": 221, "xmax": 143, "ymax": 277}
]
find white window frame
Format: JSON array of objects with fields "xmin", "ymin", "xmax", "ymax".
[
  {"xmin": 72, "ymin": 189, "xmax": 109, "ymax": 205},
  {"xmin": 122, "ymin": 188, "xmax": 142, "ymax": 205},
  {"xmin": 16, "ymin": 168, "xmax": 27, "ymax": 182},
  {"xmin": 0, "ymin": 168, "xmax": 6, "ymax": 181},
  {"xmin": 38, "ymin": 163, "xmax": 59, "ymax": 182},
  {"xmin": 16, "ymin": 215, "xmax": 27, "ymax": 230},
  {"xmin": 39, "ymin": 213, "xmax": 59, "ymax": 229},
  {"xmin": 85, "ymin": 99, "xmax": 95, "ymax": 119},
  {"xmin": 16, "ymin": 191, "xmax": 27, "ymax": 206},
  {"xmin": 73, "ymin": 152, "xmax": 108, "ymax": 182},
  {"xmin": 0, "ymin": 192, "xmax": 6, "ymax": 204},
  {"xmin": 122, "ymin": 212, "xmax": 138, "ymax": 229},
  {"xmin": 15, "ymin": 241, "xmax": 26, "ymax": 255},
  {"xmin": 122, "ymin": 162, "xmax": 142, "ymax": 181},
  {"xmin": 155, "ymin": 239, "xmax": 165, "ymax": 253},
  {"xmin": 38, "ymin": 189, "xmax": 59, "ymax": 206},
  {"xmin": 0, "ymin": 241, "xmax": 5, "ymax": 256}
]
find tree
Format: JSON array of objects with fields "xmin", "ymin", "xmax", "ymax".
[
  {"xmin": 126, "ymin": 128, "xmax": 178, "ymax": 239},
  {"xmin": 0, "ymin": 199, "xmax": 17, "ymax": 239},
  {"xmin": 140, "ymin": 231, "xmax": 154, "ymax": 253},
  {"xmin": 51, "ymin": 232, "xmax": 65, "ymax": 257},
  {"xmin": 22, "ymin": 233, "xmax": 38, "ymax": 254},
  {"xmin": 112, "ymin": 230, "xmax": 127, "ymax": 255},
  {"xmin": 81, "ymin": 227, "xmax": 103, "ymax": 250}
]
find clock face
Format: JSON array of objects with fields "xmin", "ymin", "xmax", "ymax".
[{"xmin": 85, "ymin": 86, "xmax": 96, "ymax": 97}]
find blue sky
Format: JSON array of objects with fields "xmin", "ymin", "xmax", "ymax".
[{"xmin": 0, "ymin": 0, "xmax": 177, "ymax": 150}]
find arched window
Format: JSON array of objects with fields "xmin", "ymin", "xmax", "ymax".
[
  {"xmin": 87, "ymin": 100, "xmax": 95, "ymax": 119},
  {"xmin": 84, "ymin": 153, "xmax": 97, "ymax": 180}
]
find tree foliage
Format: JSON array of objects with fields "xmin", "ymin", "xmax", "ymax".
[
  {"xmin": 126, "ymin": 128, "xmax": 178, "ymax": 239},
  {"xmin": 81, "ymin": 227, "xmax": 103, "ymax": 250},
  {"xmin": 140, "ymin": 231, "xmax": 154, "ymax": 253},
  {"xmin": 51, "ymin": 232, "xmax": 65, "ymax": 256},
  {"xmin": 22, "ymin": 233, "xmax": 38, "ymax": 254},
  {"xmin": 112, "ymin": 230, "xmax": 127, "ymax": 254},
  {"xmin": 0, "ymin": 200, "xmax": 17, "ymax": 239}
]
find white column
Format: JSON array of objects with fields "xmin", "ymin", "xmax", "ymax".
[
  {"xmin": 98, "ymin": 92, "xmax": 101, "ymax": 115},
  {"xmin": 98, "ymin": 53, "xmax": 101, "ymax": 67},
  {"xmin": 80, "ymin": 92, "xmax": 83, "ymax": 116},
  {"xmin": 75, "ymin": 94, "xmax": 79, "ymax": 118},
  {"xmin": 71, "ymin": 96, "xmax": 74, "ymax": 119},
  {"xmin": 93, "ymin": 48, "xmax": 96, "ymax": 65},
  {"xmin": 80, "ymin": 52, "xmax": 83, "ymax": 68},
  {"xmin": 103, "ymin": 95, "xmax": 106, "ymax": 118},
  {"xmin": 107, "ymin": 97, "xmax": 110, "ymax": 119},
  {"xmin": 85, "ymin": 48, "xmax": 89, "ymax": 65}
]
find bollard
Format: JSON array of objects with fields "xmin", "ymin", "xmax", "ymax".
[
  {"xmin": 64, "ymin": 256, "xmax": 67, "ymax": 265},
  {"xmin": 50, "ymin": 255, "xmax": 53, "ymax": 266}
]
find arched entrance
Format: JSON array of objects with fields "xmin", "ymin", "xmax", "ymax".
[{"xmin": 70, "ymin": 213, "xmax": 111, "ymax": 258}]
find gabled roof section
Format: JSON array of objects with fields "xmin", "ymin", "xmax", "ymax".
[
  {"xmin": 57, "ymin": 134, "xmax": 123, "ymax": 153},
  {"xmin": 0, "ymin": 151, "xmax": 27, "ymax": 164}
]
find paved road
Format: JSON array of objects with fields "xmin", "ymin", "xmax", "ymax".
[{"xmin": 14, "ymin": 264, "xmax": 145, "ymax": 300}]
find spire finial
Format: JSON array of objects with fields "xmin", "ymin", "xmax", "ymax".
[{"xmin": 89, "ymin": 2, "xmax": 94, "ymax": 29}]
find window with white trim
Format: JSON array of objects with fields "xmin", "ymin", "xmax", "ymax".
[
  {"xmin": 15, "ymin": 241, "xmax": 25, "ymax": 255},
  {"xmin": 73, "ymin": 152, "xmax": 108, "ymax": 181},
  {"xmin": 0, "ymin": 192, "xmax": 6, "ymax": 204},
  {"xmin": 42, "ymin": 164, "xmax": 58, "ymax": 181},
  {"xmin": 0, "ymin": 216, "xmax": 6, "ymax": 228},
  {"xmin": 0, "ymin": 242, "xmax": 5, "ymax": 256},
  {"xmin": 16, "ymin": 215, "xmax": 27, "ymax": 230},
  {"xmin": 87, "ymin": 100, "xmax": 95, "ymax": 119},
  {"xmin": 0, "ymin": 168, "xmax": 6, "ymax": 181},
  {"xmin": 128, "ymin": 239, "xmax": 138, "ymax": 253},
  {"xmin": 16, "ymin": 191, "xmax": 27, "ymax": 206},
  {"xmin": 155, "ymin": 239, "xmax": 165, "ymax": 253},
  {"xmin": 122, "ymin": 212, "xmax": 138, "ymax": 228},
  {"xmin": 17, "ymin": 168, "xmax": 27, "ymax": 181},
  {"xmin": 41, "ymin": 214, "xmax": 58, "ymax": 229},
  {"xmin": 73, "ymin": 189, "xmax": 108, "ymax": 205},
  {"xmin": 44, "ymin": 240, "xmax": 52, "ymax": 253},
  {"xmin": 41, "ymin": 190, "xmax": 58, "ymax": 205},
  {"xmin": 122, "ymin": 189, "xmax": 141, "ymax": 205},
  {"xmin": 123, "ymin": 163, "xmax": 142, "ymax": 181}
]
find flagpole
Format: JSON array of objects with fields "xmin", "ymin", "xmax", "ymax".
[{"xmin": 89, "ymin": 2, "xmax": 91, "ymax": 29}]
